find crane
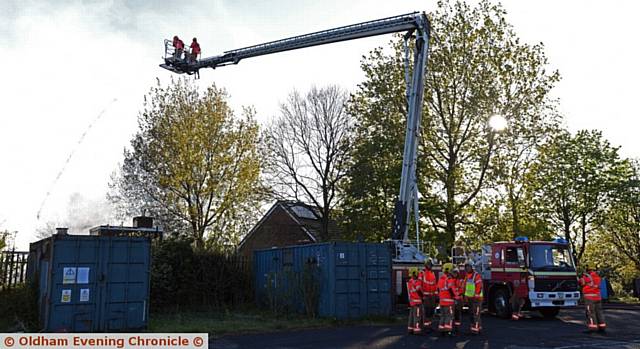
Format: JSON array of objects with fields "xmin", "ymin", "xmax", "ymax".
[{"xmin": 160, "ymin": 12, "xmax": 430, "ymax": 262}]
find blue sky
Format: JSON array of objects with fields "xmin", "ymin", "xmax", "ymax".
[{"xmin": 1, "ymin": 0, "xmax": 638, "ymax": 249}]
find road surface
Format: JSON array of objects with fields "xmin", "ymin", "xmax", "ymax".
[{"xmin": 211, "ymin": 306, "xmax": 640, "ymax": 349}]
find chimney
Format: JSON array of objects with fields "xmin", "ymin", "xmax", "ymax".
[
  {"xmin": 133, "ymin": 216, "xmax": 153, "ymax": 229},
  {"xmin": 56, "ymin": 227, "xmax": 68, "ymax": 236}
]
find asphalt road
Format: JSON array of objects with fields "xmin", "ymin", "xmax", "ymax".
[{"xmin": 211, "ymin": 306, "xmax": 640, "ymax": 349}]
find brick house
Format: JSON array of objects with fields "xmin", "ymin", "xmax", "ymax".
[{"xmin": 238, "ymin": 200, "xmax": 340, "ymax": 259}]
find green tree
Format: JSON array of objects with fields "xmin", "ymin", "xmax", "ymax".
[
  {"xmin": 342, "ymin": 0, "xmax": 559, "ymax": 250},
  {"xmin": 582, "ymin": 230, "xmax": 639, "ymax": 295},
  {"xmin": 602, "ymin": 159, "xmax": 640, "ymax": 273},
  {"xmin": 339, "ymin": 39, "xmax": 408, "ymax": 243},
  {"xmin": 110, "ymin": 78, "xmax": 263, "ymax": 250},
  {"xmin": 529, "ymin": 130, "xmax": 629, "ymax": 265}
]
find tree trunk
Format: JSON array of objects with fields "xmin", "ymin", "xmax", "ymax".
[
  {"xmin": 445, "ymin": 203, "xmax": 456, "ymax": 255},
  {"xmin": 510, "ymin": 188, "xmax": 521, "ymax": 238},
  {"xmin": 321, "ymin": 207, "xmax": 330, "ymax": 241},
  {"xmin": 562, "ymin": 214, "xmax": 574, "ymax": 264}
]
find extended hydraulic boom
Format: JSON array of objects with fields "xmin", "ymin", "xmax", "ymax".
[{"xmin": 160, "ymin": 12, "xmax": 430, "ymax": 262}]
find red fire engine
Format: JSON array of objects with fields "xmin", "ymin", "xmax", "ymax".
[
  {"xmin": 472, "ymin": 236, "xmax": 579, "ymax": 318},
  {"xmin": 393, "ymin": 237, "xmax": 580, "ymax": 319}
]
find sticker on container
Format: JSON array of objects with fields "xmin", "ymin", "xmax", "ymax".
[
  {"xmin": 80, "ymin": 288, "xmax": 90, "ymax": 302},
  {"xmin": 61, "ymin": 289, "xmax": 71, "ymax": 303},
  {"xmin": 63, "ymin": 267, "xmax": 77, "ymax": 284},
  {"xmin": 339, "ymin": 253, "xmax": 345, "ymax": 259},
  {"xmin": 77, "ymin": 267, "xmax": 90, "ymax": 284}
]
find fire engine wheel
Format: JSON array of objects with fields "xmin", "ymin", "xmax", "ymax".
[
  {"xmin": 493, "ymin": 288, "xmax": 512, "ymax": 319},
  {"xmin": 539, "ymin": 307, "xmax": 560, "ymax": 318}
]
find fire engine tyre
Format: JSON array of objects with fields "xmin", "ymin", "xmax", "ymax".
[
  {"xmin": 493, "ymin": 288, "xmax": 512, "ymax": 319},
  {"xmin": 539, "ymin": 307, "xmax": 560, "ymax": 318}
]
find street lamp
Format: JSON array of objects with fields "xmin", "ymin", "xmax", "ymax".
[{"xmin": 489, "ymin": 114, "xmax": 508, "ymax": 132}]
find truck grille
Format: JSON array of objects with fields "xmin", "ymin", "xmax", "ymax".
[{"xmin": 534, "ymin": 279, "xmax": 578, "ymax": 292}]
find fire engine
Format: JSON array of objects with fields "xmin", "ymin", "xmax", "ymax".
[
  {"xmin": 471, "ymin": 236, "xmax": 579, "ymax": 318},
  {"xmin": 392, "ymin": 237, "xmax": 579, "ymax": 319}
]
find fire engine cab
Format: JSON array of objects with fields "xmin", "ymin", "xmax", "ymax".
[{"xmin": 473, "ymin": 237, "xmax": 580, "ymax": 318}]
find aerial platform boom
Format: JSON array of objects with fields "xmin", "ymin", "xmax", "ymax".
[
  {"xmin": 160, "ymin": 12, "xmax": 430, "ymax": 261},
  {"xmin": 161, "ymin": 12, "xmax": 425, "ymax": 74}
]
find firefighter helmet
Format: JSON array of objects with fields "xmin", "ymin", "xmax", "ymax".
[
  {"xmin": 443, "ymin": 263, "xmax": 454, "ymax": 273},
  {"xmin": 409, "ymin": 267, "xmax": 419, "ymax": 277}
]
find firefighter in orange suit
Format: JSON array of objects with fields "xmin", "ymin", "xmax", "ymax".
[
  {"xmin": 420, "ymin": 259, "xmax": 437, "ymax": 330},
  {"xmin": 579, "ymin": 265, "xmax": 606, "ymax": 333},
  {"xmin": 510, "ymin": 291, "xmax": 525, "ymax": 320},
  {"xmin": 451, "ymin": 267, "xmax": 464, "ymax": 330},
  {"xmin": 407, "ymin": 267, "xmax": 423, "ymax": 334},
  {"xmin": 437, "ymin": 263, "xmax": 455, "ymax": 335},
  {"xmin": 464, "ymin": 262, "xmax": 483, "ymax": 334}
]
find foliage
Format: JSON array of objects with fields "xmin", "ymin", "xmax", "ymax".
[
  {"xmin": 0, "ymin": 283, "xmax": 39, "ymax": 332},
  {"xmin": 339, "ymin": 38, "xmax": 408, "ymax": 243},
  {"xmin": 0, "ymin": 230, "xmax": 7, "ymax": 251},
  {"xmin": 528, "ymin": 130, "xmax": 629, "ymax": 265},
  {"xmin": 150, "ymin": 238, "xmax": 253, "ymax": 311},
  {"xmin": 582, "ymin": 231, "xmax": 639, "ymax": 296},
  {"xmin": 341, "ymin": 0, "xmax": 559, "ymax": 251},
  {"xmin": 601, "ymin": 159, "xmax": 640, "ymax": 273},
  {"xmin": 264, "ymin": 261, "xmax": 321, "ymax": 318},
  {"xmin": 110, "ymin": 78, "xmax": 264, "ymax": 250},
  {"xmin": 264, "ymin": 85, "xmax": 353, "ymax": 241}
]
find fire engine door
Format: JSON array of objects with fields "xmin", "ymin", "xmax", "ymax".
[{"xmin": 504, "ymin": 246, "xmax": 528, "ymax": 297}]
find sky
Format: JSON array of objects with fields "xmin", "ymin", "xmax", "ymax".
[{"xmin": 1, "ymin": 0, "xmax": 638, "ymax": 250}]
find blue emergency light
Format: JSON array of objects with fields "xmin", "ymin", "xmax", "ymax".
[{"xmin": 515, "ymin": 236, "xmax": 529, "ymax": 243}]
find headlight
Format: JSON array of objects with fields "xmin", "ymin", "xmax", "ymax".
[
  {"xmin": 537, "ymin": 293, "xmax": 544, "ymax": 298},
  {"xmin": 528, "ymin": 275, "xmax": 535, "ymax": 289}
]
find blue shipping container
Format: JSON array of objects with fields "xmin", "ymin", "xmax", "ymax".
[
  {"xmin": 28, "ymin": 235, "xmax": 152, "ymax": 332},
  {"xmin": 254, "ymin": 242, "xmax": 391, "ymax": 319}
]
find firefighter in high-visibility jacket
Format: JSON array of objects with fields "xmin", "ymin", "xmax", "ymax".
[
  {"xmin": 437, "ymin": 263, "xmax": 456, "ymax": 334},
  {"xmin": 464, "ymin": 262, "xmax": 483, "ymax": 334},
  {"xmin": 579, "ymin": 265, "xmax": 607, "ymax": 332},
  {"xmin": 420, "ymin": 259, "xmax": 437, "ymax": 329},
  {"xmin": 407, "ymin": 267, "xmax": 424, "ymax": 334}
]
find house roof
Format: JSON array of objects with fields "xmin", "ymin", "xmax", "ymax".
[{"xmin": 238, "ymin": 200, "xmax": 341, "ymax": 249}]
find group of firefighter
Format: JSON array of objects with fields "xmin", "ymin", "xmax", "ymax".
[
  {"xmin": 406, "ymin": 260, "xmax": 608, "ymax": 336},
  {"xmin": 407, "ymin": 260, "xmax": 483, "ymax": 336},
  {"xmin": 171, "ymin": 35, "xmax": 201, "ymax": 63}
]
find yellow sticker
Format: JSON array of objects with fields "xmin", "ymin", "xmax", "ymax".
[{"xmin": 61, "ymin": 289, "xmax": 71, "ymax": 303}]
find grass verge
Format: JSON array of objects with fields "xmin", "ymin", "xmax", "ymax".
[
  {"xmin": 148, "ymin": 309, "xmax": 402, "ymax": 337},
  {"xmin": 609, "ymin": 296, "xmax": 640, "ymax": 305}
]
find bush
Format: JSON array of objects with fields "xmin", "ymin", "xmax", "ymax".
[
  {"xmin": 264, "ymin": 260, "xmax": 320, "ymax": 318},
  {"xmin": 0, "ymin": 283, "xmax": 39, "ymax": 331},
  {"xmin": 150, "ymin": 239, "xmax": 253, "ymax": 312}
]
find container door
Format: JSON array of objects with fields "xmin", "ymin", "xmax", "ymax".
[
  {"xmin": 363, "ymin": 244, "xmax": 391, "ymax": 316},
  {"xmin": 47, "ymin": 238, "xmax": 101, "ymax": 332},
  {"xmin": 98, "ymin": 237, "xmax": 150, "ymax": 331},
  {"xmin": 334, "ymin": 244, "xmax": 362, "ymax": 319}
]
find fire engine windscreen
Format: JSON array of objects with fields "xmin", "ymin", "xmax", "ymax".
[{"xmin": 528, "ymin": 244, "xmax": 575, "ymax": 271}]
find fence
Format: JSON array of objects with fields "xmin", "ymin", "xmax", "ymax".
[{"xmin": 0, "ymin": 250, "xmax": 29, "ymax": 290}]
